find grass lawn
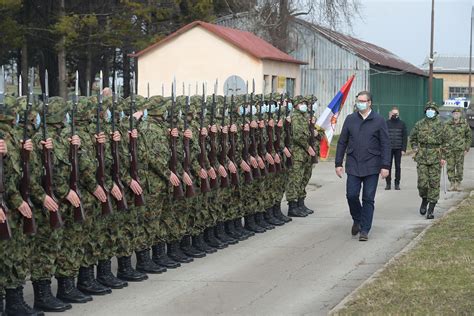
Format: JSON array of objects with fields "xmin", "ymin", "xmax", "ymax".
[{"xmin": 335, "ymin": 196, "xmax": 474, "ymax": 315}]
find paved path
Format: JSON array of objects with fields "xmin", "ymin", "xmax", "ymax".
[{"xmin": 25, "ymin": 152, "xmax": 474, "ymax": 315}]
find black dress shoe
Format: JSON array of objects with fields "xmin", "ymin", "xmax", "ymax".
[{"xmin": 351, "ymin": 223, "xmax": 360, "ymax": 236}]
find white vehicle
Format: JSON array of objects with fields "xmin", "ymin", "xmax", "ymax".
[{"xmin": 443, "ymin": 97, "xmax": 470, "ymax": 108}]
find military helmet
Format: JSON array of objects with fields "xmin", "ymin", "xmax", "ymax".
[
  {"xmin": 73, "ymin": 96, "xmax": 93, "ymax": 121},
  {"xmin": 46, "ymin": 97, "xmax": 68, "ymax": 124},
  {"xmin": 424, "ymin": 101, "xmax": 439, "ymax": 113}
]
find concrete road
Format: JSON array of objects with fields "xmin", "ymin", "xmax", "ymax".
[{"xmin": 24, "ymin": 152, "xmax": 473, "ymax": 315}]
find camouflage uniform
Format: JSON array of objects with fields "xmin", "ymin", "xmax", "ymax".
[
  {"xmin": 410, "ymin": 102, "xmax": 447, "ymax": 218},
  {"xmin": 0, "ymin": 95, "xmax": 43, "ymax": 315},
  {"xmin": 285, "ymin": 99, "xmax": 313, "ymax": 215},
  {"xmin": 444, "ymin": 110, "xmax": 471, "ymax": 188}
]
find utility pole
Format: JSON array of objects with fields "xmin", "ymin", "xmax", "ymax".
[
  {"xmin": 469, "ymin": 6, "xmax": 473, "ymax": 103},
  {"xmin": 428, "ymin": 0, "xmax": 435, "ymax": 102}
]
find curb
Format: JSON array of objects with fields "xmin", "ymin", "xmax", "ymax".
[{"xmin": 328, "ymin": 190, "xmax": 474, "ymax": 315}]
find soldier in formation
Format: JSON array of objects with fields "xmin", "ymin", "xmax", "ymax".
[{"xmin": 0, "ymin": 69, "xmax": 321, "ymax": 315}]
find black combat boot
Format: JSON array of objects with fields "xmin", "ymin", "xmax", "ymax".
[
  {"xmin": 264, "ymin": 208, "xmax": 285, "ymax": 226},
  {"xmin": 244, "ymin": 214, "xmax": 266, "ymax": 233},
  {"xmin": 167, "ymin": 241, "xmax": 194, "ymax": 263},
  {"xmin": 234, "ymin": 217, "xmax": 255, "ymax": 238},
  {"xmin": 215, "ymin": 222, "xmax": 238, "ymax": 244},
  {"xmin": 192, "ymin": 233, "xmax": 217, "ymax": 254},
  {"xmin": 204, "ymin": 227, "xmax": 228, "ymax": 249},
  {"xmin": 273, "ymin": 203, "xmax": 292, "ymax": 223},
  {"xmin": 77, "ymin": 266, "xmax": 112, "ymax": 295},
  {"xmin": 419, "ymin": 198, "xmax": 428, "ymax": 215},
  {"xmin": 152, "ymin": 243, "xmax": 181, "ymax": 268},
  {"xmin": 225, "ymin": 220, "xmax": 247, "ymax": 241},
  {"xmin": 56, "ymin": 277, "xmax": 92, "ymax": 304},
  {"xmin": 136, "ymin": 249, "xmax": 167, "ymax": 274},
  {"xmin": 180, "ymin": 235, "xmax": 206, "ymax": 258},
  {"xmin": 5, "ymin": 287, "xmax": 44, "ymax": 316},
  {"xmin": 298, "ymin": 197, "xmax": 314, "ymax": 214},
  {"xmin": 117, "ymin": 256, "xmax": 148, "ymax": 282},
  {"xmin": 97, "ymin": 259, "xmax": 128, "ymax": 289},
  {"xmin": 255, "ymin": 212, "xmax": 275, "ymax": 230},
  {"xmin": 288, "ymin": 200, "xmax": 307, "ymax": 217},
  {"xmin": 32, "ymin": 279, "xmax": 71, "ymax": 312},
  {"xmin": 426, "ymin": 202, "xmax": 436, "ymax": 219}
]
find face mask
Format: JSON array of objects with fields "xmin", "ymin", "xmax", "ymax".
[
  {"xmin": 251, "ymin": 105, "xmax": 257, "ymax": 115},
  {"xmin": 270, "ymin": 103, "xmax": 277, "ymax": 113},
  {"xmin": 298, "ymin": 104, "xmax": 307, "ymax": 113},
  {"xmin": 239, "ymin": 106, "xmax": 245, "ymax": 116},
  {"xmin": 142, "ymin": 109, "xmax": 148, "ymax": 121},
  {"xmin": 35, "ymin": 113, "xmax": 41, "ymax": 129},
  {"xmin": 312, "ymin": 101, "xmax": 318, "ymax": 112},
  {"xmin": 287, "ymin": 102, "xmax": 293, "ymax": 111},
  {"xmin": 120, "ymin": 111, "xmax": 125, "ymax": 121},
  {"xmin": 391, "ymin": 113, "xmax": 399, "ymax": 120},
  {"xmin": 356, "ymin": 102, "xmax": 368, "ymax": 111},
  {"xmin": 426, "ymin": 109, "xmax": 436, "ymax": 118},
  {"xmin": 15, "ymin": 113, "xmax": 20, "ymax": 126},
  {"xmin": 65, "ymin": 112, "xmax": 71, "ymax": 125}
]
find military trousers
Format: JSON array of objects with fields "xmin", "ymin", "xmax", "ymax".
[
  {"xmin": 416, "ymin": 163, "xmax": 441, "ymax": 203},
  {"xmin": 447, "ymin": 150, "xmax": 465, "ymax": 183}
]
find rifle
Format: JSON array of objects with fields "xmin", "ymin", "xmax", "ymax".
[
  {"xmin": 96, "ymin": 72, "xmax": 114, "ymax": 216},
  {"xmin": 111, "ymin": 73, "xmax": 129, "ymax": 211},
  {"xmin": 182, "ymin": 89, "xmax": 196, "ymax": 197},
  {"xmin": 241, "ymin": 89, "xmax": 253, "ymax": 183},
  {"xmin": 273, "ymin": 94, "xmax": 284, "ymax": 173},
  {"xmin": 248, "ymin": 80, "xmax": 261, "ymax": 179},
  {"xmin": 207, "ymin": 82, "xmax": 219, "ymax": 190},
  {"xmin": 218, "ymin": 96, "xmax": 230, "ymax": 188},
  {"xmin": 18, "ymin": 69, "xmax": 37, "ymax": 234},
  {"xmin": 308, "ymin": 96, "xmax": 318, "ymax": 164},
  {"xmin": 129, "ymin": 74, "xmax": 145, "ymax": 206},
  {"xmin": 169, "ymin": 79, "xmax": 184, "ymax": 199},
  {"xmin": 258, "ymin": 93, "xmax": 271, "ymax": 175},
  {"xmin": 198, "ymin": 85, "xmax": 210, "ymax": 193},
  {"xmin": 284, "ymin": 95, "xmax": 293, "ymax": 168},
  {"xmin": 0, "ymin": 66, "xmax": 11, "ymax": 240},
  {"xmin": 265, "ymin": 94, "xmax": 277, "ymax": 173},
  {"xmin": 69, "ymin": 71, "xmax": 86, "ymax": 223},
  {"xmin": 228, "ymin": 95, "xmax": 239, "ymax": 186},
  {"xmin": 40, "ymin": 68, "xmax": 64, "ymax": 229}
]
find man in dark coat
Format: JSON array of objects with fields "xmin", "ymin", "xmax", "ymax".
[
  {"xmin": 385, "ymin": 106, "xmax": 407, "ymax": 190},
  {"xmin": 335, "ymin": 91, "xmax": 391, "ymax": 241}
]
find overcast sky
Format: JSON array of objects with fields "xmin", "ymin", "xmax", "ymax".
[{"xmin": 347, "ymin": 0, "xmax": 473, "ymax": 67}]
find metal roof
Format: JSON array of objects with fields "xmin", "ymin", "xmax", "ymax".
[
  {"xmin": 294, "ymin": 19, "xmax": 426, "ymax": 76},
  {"xmin": 422, "ymin": 56, "xmax": 474, "ymax": 73},
  {"xmin": 131, "ymin": 20, "xmax": 306, "ymax": 65}
]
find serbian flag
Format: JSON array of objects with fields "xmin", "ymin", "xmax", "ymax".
[{"xmin": 316, "ymin": 75, "xmax": 355, "ymax": 160}]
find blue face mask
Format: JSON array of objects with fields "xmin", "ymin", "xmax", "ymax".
[
  {"xmin": 35, "ymin": 113, "xmax": 41, "ymax": 129},
  {"xmin": 65, "ymin": 113, "xmax": 71, "ymax": 125},
  {"xmin": 103, "ymin": 109, "xmax": 111, "ymax": 122},
  {"xmin": 251, "ymin": 105, "xmax": 257, "ymax": 115},
  {"xmin": 270, "ymin": 103, "xmax": 277, "ymax": 113},
  {"xmin": 142, "ymin": 108, "xmax": 148, "ymax": 121},
  {"xmin": 298, "ymin": 104, "xmax": 308, "ymax": 113},
  {"xmin": 426, "ymin": 109, "xmax": 436, "ymax": 118},
  {"xmin": 238, "ymin": 106, "xmax": 245, "ymax": 116},
  {"xmin": 287, "ymin": 102, "xmax": 293, "ymax": 111},
  {"xmin": 356, "ymin": 102, "xmax": 368, "ymax": 111},
  {"xmin": 120, "ymin": 111, "xmax": 125, "ymax": 121},
  {"xmin": 15, "ymin": 113, "xmax": 20, "ymax": 126}
]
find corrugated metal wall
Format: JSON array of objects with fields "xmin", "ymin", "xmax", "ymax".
[{"xmin": 290, "ymin": 23, "xmax": 369, "ymax": 134}]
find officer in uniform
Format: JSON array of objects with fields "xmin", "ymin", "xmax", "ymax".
[
  {"xmin": 445, "ymin": 108, "xmax": 471, "ymax": 191},
  {"xmin": 410, "ymin": 102, "xmax": 447, "ymax": 219}
]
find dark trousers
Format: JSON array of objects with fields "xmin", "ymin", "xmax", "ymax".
[
  {"xmin": 386, "ymin": 149, "xmax": 402, "ymax": 185},
  {"xmin": 346, "ymin": 174, "xmax": 379, "ymax": 234}
]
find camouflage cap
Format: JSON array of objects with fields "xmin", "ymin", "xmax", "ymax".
[
  {"xmin": 424, "ymin": 101, "xmax": 439, "ymax": 112},
  {"xmin": 46, "ymin": 96, "xmax": 68, "ymax": 124},
  {"xmin": 74, "ymin": 96, "xmax": 93, "ymax": 121},
  {"xmin": 452, "ymin": 107, "xmax": 462, "ymax": 113},
  {"xmin": 146, "ymin": 95, "xmax": 168, "ymax": 116}
]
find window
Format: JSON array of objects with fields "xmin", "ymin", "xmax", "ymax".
[
  {"xmin": 449, "ymin": 86, "xmax": 470, "ymax": 99},
  {"xmin": 286, "ymin": 78, "xmax": 295, "ymax": 97}
]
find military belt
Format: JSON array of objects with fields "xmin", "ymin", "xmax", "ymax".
[{"xmin": 419, "ymin": 143, "xmax": 441, "ymax": 148}]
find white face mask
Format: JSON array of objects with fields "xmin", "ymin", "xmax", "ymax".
[
  {"xmin": 298, "ymin": 104, "xmax": 307, "ymax": 112},
  {"xmin": 426, "ymin": 109, "xmax": 436, "ymax": 118}
]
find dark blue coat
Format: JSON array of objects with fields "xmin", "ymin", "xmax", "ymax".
[{"xmin": 335, "ymin": 110, "xmax": 391, "ymax": 177}]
